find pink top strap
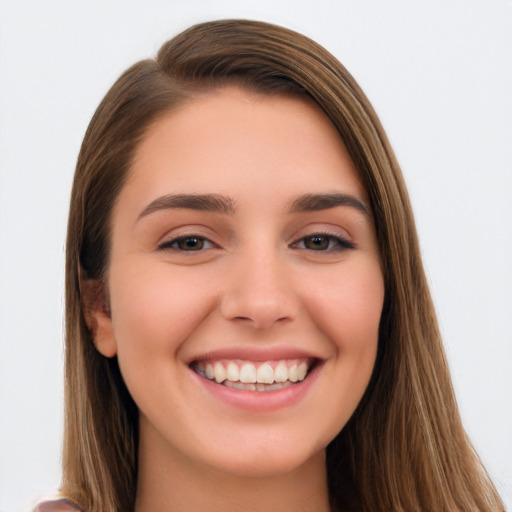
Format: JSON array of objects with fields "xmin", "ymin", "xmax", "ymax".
[{"xmin": 33, "ymin": 498, "xmax": 83, "ymax": 512}]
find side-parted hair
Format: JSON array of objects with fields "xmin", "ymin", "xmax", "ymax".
[{"xmin": 62, "ymin": 19, "xmax": 504, "ymax": 512}]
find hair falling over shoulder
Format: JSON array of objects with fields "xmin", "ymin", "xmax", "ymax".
[{"xmin": 61, "ymin": 19, "xmax": 505, "ymax": 512}]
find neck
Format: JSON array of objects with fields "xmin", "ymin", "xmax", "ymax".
[{"xmin": 134, "ymin": 425, "xmax": 331, "ymax": 512}]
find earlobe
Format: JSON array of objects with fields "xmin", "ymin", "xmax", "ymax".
[{"xmin": 79, "ymin": 273, "xmax": 118, "ymax": 358}]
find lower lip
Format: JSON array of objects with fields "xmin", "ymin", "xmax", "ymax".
[{"xmin": 190, "ymin": 363, "xmax": 323, "ymax": 413}]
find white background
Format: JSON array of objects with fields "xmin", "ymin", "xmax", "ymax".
[{"xmin": 0, "ymin": 1, "xmax": 510, "ymax": 511}]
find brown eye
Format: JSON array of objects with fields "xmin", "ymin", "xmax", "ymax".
[
  {"xmin": 159, "ymin": 236, "xmax": 214, "ymax": 251},
  {"xmin": 303, "ymin": 235, "xmax": 330, "ymax": 250},
  {"xmin": 293, "ymin": 234, "xmax": 355, "ymax": 252},
  {"xmin": 177, "ymin": 237, "xmax": 204, "ymax": 250}
]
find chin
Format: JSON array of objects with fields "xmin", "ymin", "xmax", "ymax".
[{"xmin": 198, "ymin": 435, "xmax": 327, "ymax": 479}]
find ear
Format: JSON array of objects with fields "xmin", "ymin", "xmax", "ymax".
[{"xmin": 79, "ymin": 272, "xmax": 118, "ymax": 358}]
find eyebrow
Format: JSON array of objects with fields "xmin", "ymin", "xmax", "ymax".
[
  {"xmin": 289, "ymin": 193, "xmax": 368, "ymax": 215},
  {"xmin": 138, "ymin": 193, "xmax": 236, "ymax": 219},
  {"xmin": 137, "ymin": 191, "xmax": 368, "ymax": 220}
]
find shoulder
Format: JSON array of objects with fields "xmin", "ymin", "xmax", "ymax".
[{"xmin": 33, "ymin": 498, "xmax": 83, "ymax": 512}]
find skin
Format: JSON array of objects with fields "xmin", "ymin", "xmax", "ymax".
[{"xmin": 90, "ymin": 87, "xmax": 385, "ymax": 512}]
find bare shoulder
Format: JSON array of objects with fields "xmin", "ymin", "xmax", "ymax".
[{"xmin": 33, "ymin": 498, "xmax": 83, "ymax": 512}]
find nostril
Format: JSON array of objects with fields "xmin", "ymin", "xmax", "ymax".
[
  {"xmin": 233, "ymin": 313, "xmax": 292, "ymax": 330},
  {"xmin": 220, "ymin": 294, "xmax": 298, "ymax": 329}
]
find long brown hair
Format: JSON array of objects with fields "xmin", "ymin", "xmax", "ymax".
[{"xmin": 62, "ymin": 19, "xmax": 504, "ymax": 512}]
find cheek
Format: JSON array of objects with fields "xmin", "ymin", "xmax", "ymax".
[
  {"xmin": 108, "ymin": 262, "xmax": 216, "ymax": 368},
  {"xmin": 305, "ymin": 260, "xmax": 384, "ymax": 353},
  {"xmin": 287, "ymin": 260, "xmax": 384, "ymax": 446}
]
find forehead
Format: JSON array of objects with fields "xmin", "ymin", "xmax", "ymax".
[{"xmin": 122, "ymin": 86, "xmax": 366, "ymax": 212}]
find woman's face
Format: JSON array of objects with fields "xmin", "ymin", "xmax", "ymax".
[{"xmin": 94, "ymin": 87, "xmax": 384, "ymax": 477}]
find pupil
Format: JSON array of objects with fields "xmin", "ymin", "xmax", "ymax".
[
  {"xmin": 307, "ymin": 236, "xmax": 328, "ymax": 250},
  {"xmin": 181, "ymin": 237, "xmax": 202, "ymax": 250}
]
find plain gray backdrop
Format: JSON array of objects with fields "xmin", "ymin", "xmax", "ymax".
[{"xmin": 0, "ymin": 1, "xmax": 511, "ymax": 511}]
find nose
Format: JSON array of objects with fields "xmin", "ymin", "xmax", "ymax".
[{"xmin": 220, "ymin": 251, "xmax": 299, "ymax": 329}]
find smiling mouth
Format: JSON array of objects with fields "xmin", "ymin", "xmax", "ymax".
[{"xmin": 192, "ymin": 358, "xmax": 316, "ymax": 392}]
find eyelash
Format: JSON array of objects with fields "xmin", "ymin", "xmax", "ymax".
[
  {"xmin": 291, "ymin": 233, "xmax": 355, "ymax": 252},
  {"xmin": 158, "ymin": 233, "xmax": 354, "ymax": 253},
  {"xmin": 158, "ymin": 236, "xmax": 216, "ymax": 252}
]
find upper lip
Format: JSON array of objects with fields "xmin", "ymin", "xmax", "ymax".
[{"xmin": 187, "ymin": 345, "xmax": 325, "ymax": 364}]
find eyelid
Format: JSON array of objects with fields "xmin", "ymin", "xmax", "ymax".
[
  {"xmin": 291, "ymin": 222, "xmax": 354, "ymax": 246},
  {"xmin": 158, "ymin": 235, "xmax": 217, "ymax": 251},
  {"xmin": 155, "ymin": 224, "xmax": 354, "ymax": 253},
  {"xmin": 156, "ymin": 225, "xmax": 220, "ymax": 251},
  {"xmin": 291, "ymin": 232, "xmax": 355, "ymax": 251}
]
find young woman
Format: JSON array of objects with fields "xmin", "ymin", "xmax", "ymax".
[{"xmin": 37, "ymin": 19, "xmax": 504, "ymax": 512}]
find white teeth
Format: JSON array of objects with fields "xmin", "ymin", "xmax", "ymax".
[
  {"xmin": 297, "ymin": 362, "xmax": 308, "ymax": 381},
  {"xmin": 239, "ymin": 363, "xmax": 257, "ymax": 383},
  {"xmin": 267, "ymin": 381, "xmax": 293, "ymax": 391},
  {"xmin": 256, "ymin": 363, "xmax": 274, "ymax": 384},
  {"xmin": 274, "ymin": 361, "xmax": 288, "ymax": 383},
  {"xmin": 226, "ymin": 362, "xmax": 239, "ymax": 382},
  {"xmin": 288, "ymin": 364, "xmax": 298, "ymax": 382},
  {"xmin": 224, "ymin": 380, "xmax": 246, "ymax": 390},
  {"xmin": 214, "ymin": 362, "xmax": 226, "ymax": 383},
  {"xmin": 196, "ymin": 358, "xmax": 313, "ymax": 390},
  {"xmin": 224, "ymin": 380, "xmax": 294, "ymax": 392}
]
